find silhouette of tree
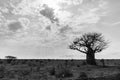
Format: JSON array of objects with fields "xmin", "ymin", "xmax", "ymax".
[
  {"xmin": 5, "ymin": 56, "xmax": 17, "ymax": 64},
  {"xmin": 69, "ymin": 32, "xmax": 108, "ymax": 65},
  {"xmin": 5, "ymin": 56, "xmax": 17, "ymax": 59}
]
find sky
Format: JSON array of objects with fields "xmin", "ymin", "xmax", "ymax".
[{"xmin": 0, "ymin": 0, "xmax": 120, "ymax": 59}]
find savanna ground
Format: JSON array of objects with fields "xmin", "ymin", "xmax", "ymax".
[{"xmin": 0, "ymin": 59, "xmax": 120, "ymax": 80}]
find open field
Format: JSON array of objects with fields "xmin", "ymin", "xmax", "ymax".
[{"xmin": 0, "ymin": 59, "xmax": 120, "ymax": 80}]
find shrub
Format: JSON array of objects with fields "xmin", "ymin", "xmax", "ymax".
[
  {"xmin": 0, "ymin": 59, "xmax": 3, "ymax": 64},
  {"xmin": 0, "ymin": 65, "xmax": 6, "ymax": 78},
  {"xmin": 49, "ymin": 67, "xmax": 56, "ymax": 76},
  {"xmin": 10, "ymin": 60, "xmax": 18, "ymax": 65},
  {"xmin": 16, "ymin": 69, "xmax": 31, "ymax": 78},
  {"xmin": 76, "ymin": 72, "xmax": 88, "ymax": 80},
  {"xmin": 77, "ymin": 65, "xmax": 80, "ymax": 67},
  {"xmin": 100, "ymin": 59, "xmax": 106, "ymax": 67},
  {"xmin": 82, "ymin": 61, "xmax": 87, "ymax": 65},
  {"xmin": 55, "ymin": 68, "xmax": 73, "ymax": 78},
  {"xmin": 6, "ymin": 70, "xmax": 16, "ymax": 79},
  {"xmin": 27, "ymin": 61, "xmax": 36, "ymax": 67}
]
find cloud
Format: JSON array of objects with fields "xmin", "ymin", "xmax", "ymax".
[
  {"xmin": 18, "ymin": 18, "xmax": 30, "ymax": 27},
  {"xmin": 40, "ymin": 4, "xmax": 58, "ymax": 23},
  {"xmin": 0, "ymin": 0, "xmax": 108, "ymax": 47},
  {"xmin": 59, "ymin": 0, "xmax": 83, "ymax": 5},
  {"xmin": 112, "ymin": 22, "xmax": 120, "ymax": 25},
  {"xmin": 101, "ymin": 21, "xmax": 120, "ymax": 26},
  {"xmin": 0, "ymin": 0, "xmax": 118, "ymax": 59},
  {"xmin": 7, "ymin": 21, "xmax": 22, "ymax": 32},
  {"xmin": 57, "ymin": 0, "xmax": 107, "ymax": 26}
]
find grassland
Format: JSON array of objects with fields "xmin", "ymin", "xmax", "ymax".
[{"xmin": 0, "ymin": 59, "xmax": 120, "ymax": 80}]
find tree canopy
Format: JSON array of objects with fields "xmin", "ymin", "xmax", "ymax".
[{"xmin": 69, "ymin": 32, "xmax": 108, "ymax": 54}]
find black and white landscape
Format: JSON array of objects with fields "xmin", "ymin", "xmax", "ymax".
[{"xmin": 0, "ymin": 0, "xmax": 120, "ymax": 80}]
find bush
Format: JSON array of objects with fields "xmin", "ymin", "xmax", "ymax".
[
  {"xmin": 49, "ymin": 67, "xmax": 56, "ymax": 75},
  {"xmin": 76, "ymin": 72, "xmax": 88, "ymax": 80},
  {"xmin": 6, "ymin": 70, "xmax": 16, "ymax": 79},
  {"xmin": 0, "ymin": 59, "xmax": 3, "ymax": 64},
  {"xmin": 82, "ymin": 61, "xmax": 87, "ymax": 65},
  {"xmin": 55, "ymin": 68, "xmax": 73, "ymax": 78},
  {"xmin": 77, "ymin": 65, "xmax": 80, "ymax": 67},
  {"xmin": 0, "ymin": 66, "xmax": 6, "ymax": 78}
]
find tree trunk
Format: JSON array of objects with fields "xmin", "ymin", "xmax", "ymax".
[{"xmin": 86, "ymin": 52, "xmax": 96, "ymax": 65}]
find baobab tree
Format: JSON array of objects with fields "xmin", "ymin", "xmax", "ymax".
[{"xmin": 69, "ymin": 32, "xmax": 108, "ymax": 65}]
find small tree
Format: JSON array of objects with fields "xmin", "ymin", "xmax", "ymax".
[
  {"xmin": 5, "ymin": 56, "xmax": 17, "ymax": 64},
  {"xmin": 69, "ymin": 32, "xmax": 108, "ymax": 65},
  {"xmin": 5, "ymin": 56, "xmax": 17, "ymax": 60},
  {"xmin": 100, "ymin": 59, "xmax": 105, "ymax": 67}
]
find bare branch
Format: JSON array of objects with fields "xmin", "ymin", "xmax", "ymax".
[
  {"xmin": 69, "ymin": 32, "xmax": 109, "ymax": 54},
  {"xmin": 69, "ymin": 44, "xmax": 87, "ymax": 54}
]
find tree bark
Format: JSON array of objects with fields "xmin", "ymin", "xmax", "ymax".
[{"xmin": 86, "ymin": 52, "xmax": 96, "ymax": 65}]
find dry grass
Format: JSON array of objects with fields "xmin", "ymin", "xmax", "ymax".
[{"xmin": 0, "ymin": 59, "xmax": 119, "ymax": 80}]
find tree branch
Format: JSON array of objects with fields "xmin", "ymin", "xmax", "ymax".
[
  {"xmin": 69, "ymin": 32, "xmax": 108, "ymax": 54},
  {"xmin": 75, "ymin": 48, "xmax": 87, "ymax": 54},
  {"xmin": 69, "ymin": 45, "xmax": 87, "ymax": 54}
]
